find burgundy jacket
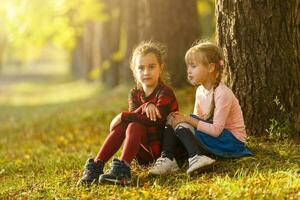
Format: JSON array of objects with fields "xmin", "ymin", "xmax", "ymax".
[{"xmin": 121, "ymin": 81, "xmax": 178, "ymax": 159}]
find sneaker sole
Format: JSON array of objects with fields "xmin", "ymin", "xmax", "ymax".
[
  {"xmin": 187, "ymin": 162, "xmax": 215, "ymax": 176},
  {"xmin": 99, "ymin": 177, "xmax": 131, "ymax": 185},
  {"xmin": 148, "ymin": 167, "xmax": 179, "ymax": 176}
]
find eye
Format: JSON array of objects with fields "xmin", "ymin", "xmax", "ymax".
[
  {"xmin": 137, "ymin": 66, "xmax": 144, "ymax": 71},
  {"xmin": 149, "ymin": 64, "xmax": 156, "ymax": 69},
  {"xmin": 188, "ymin": 65, "xmax": 196, "ymax": 69}
]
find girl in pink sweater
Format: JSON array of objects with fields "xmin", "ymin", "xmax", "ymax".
[{"xmin": 149, "ymin": 41, "xmax": 252, "ymax": 176}]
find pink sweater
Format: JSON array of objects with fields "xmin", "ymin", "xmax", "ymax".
[{"xmin": 194, "ymin": 83, "xmax": 247, "ymax": 143}]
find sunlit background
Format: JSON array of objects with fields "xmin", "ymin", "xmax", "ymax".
[
  {"xmin": 0, "ymin": 0, "xmax": 215, "ymax": 80},
  {"xmin": 0, "ymin": 0, "xmax": 215, "ymax": 106},
  {"xmin": 0, "ymin": 0, "xmax": 107, "ymax": 74},
  {"xmin": 0, "ymin": 0, "xmax": 217, "ymax": 137}
]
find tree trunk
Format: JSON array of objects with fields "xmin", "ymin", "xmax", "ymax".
[
  {"xmin": 70, "ymin": 36, "xmax": 86, "ymax": 79},
  {"xmin": 70, "ymin": 41, "xmax": 84, "ymax": 79},
  {"xmin": 120, "ymin": 0, "xmax": 138, "ymax": 85},
  {"xmin": 138, "ymin": 0, "xmax": 200, "ymax": 87},
  {"xmin": 91, "ymin": 22, "xmax": 102, "ymax": 80},
  {"xmin": 82, "ymin": 22, "xmax": 94, "ymax": 81},
  {"xmin": 100, "ymin": 0, "xmax": 121, "ymax": 88},
  {"xmin": 216, "ymin": 0, "xmax": 300, "ymax": 136},
  {"xmin": 0, "ymin": 33, "xmax": 8, "ymax": 74}
]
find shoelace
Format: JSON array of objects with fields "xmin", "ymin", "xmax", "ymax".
[
  {"xmin": 109, "ymin": 162, "xmax": 120, "ymax": 173},
  {"xmin": 189, "ymin": 156, "xmax": 203, "ymax": 167},
  {"xmin": 107, "ymin": 160, "xmax": 129, "ymax": 175},
  {"xmin": 85, "ymin": 162, "xmax": 102, "ymax": 175},
  {"xmin": 154, "ymin": 157, "xmax": 168, "ymax": 167},
  {"xmin": 86, "ymin": 163, "xmax": 95, "ymax": 170}
]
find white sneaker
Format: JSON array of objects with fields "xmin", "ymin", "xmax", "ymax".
[
  {"xmin": 149, "ymin": 157, "xmax": 179, "ymax": 175},
  {"xmin": 187, "ymin": 155, "xmax": 215, "ymax": 175}
]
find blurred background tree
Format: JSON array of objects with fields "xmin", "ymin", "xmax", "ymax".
[
  {"xmin": 0, "ymin": 0, "xmax": 107, "ymax": 75},
  {"xmin": 0, "ymin": 0, "xmax": 216, "ymax": 85}
]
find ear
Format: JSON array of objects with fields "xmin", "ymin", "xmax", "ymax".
[{"xmin": 208, "ymin": 63, "xmax": 216, "ymax": 73}]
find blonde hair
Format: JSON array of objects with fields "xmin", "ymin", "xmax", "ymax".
[
  {"xmin": 185, "ymin": 41, "xmax": 225, "ymax": 121},
  {"xmin": 130, "ymin": 41, "xmax": 169, "ymax": 86}
]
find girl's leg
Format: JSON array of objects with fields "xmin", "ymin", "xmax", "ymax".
[
  {"xmin": 149, "ymin": 125, "xmax": 184, "ymax": 175},
  {"xmin": 135, "ymin": 143, "xmax": 155, "ymax": 165},
  {"xmin": 94, "ymin": 122, "xmax": 128, "ymax": 162},
  {"xmin": 99, "ymin": 122, "xmax": 148, "ymax": 185},
  {"xmin": 78, "ymin": 123, "xmax": 128, "ymax": 185},
  {"xmin": 175, "ymin": 126, "xmax": 211, "ymax": 157},
  {"xmin": 175, "ymin": 124, "xmax": 215, "ymax": 175},
  {"xmin": 160, "ymin": 125, "xmax": 180, "ymax": 160},
  {"xmin": 120, "ymin": 122, "xmax": 148, "ymax": 164}
]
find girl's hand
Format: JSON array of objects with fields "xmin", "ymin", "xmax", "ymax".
[
  {"xmin": 169, "ymin": 112, "xmax": 188, "ymax": 129},
  {"xmin": 109, "ymin": 113, "xmax": 122, "ymax": 132},
  {"xmin": 167, "ymin": 112, "xmax": 178, "ymax": 125},
  {"xmin": 144, "ymin": 103, "xmax": 161, "ymax": 121}
]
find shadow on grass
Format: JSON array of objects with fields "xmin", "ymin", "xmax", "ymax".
[{"xmin": 125, "ymin": 138, "xmax": 300, "ymax": 187}]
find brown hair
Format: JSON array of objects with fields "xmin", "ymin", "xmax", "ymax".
[
  {"xmin": 130, "ymin": 41, "xmax": 169, "ymax": 85},
  {"xmin": 185, "ymin": 41, "xmax": 225, "ymax": 121}
]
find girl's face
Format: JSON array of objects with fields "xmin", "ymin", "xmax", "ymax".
[
  {"xmin": 135, "ymin": 53, "xmax": 162, "ymax": 89},
  {"xmin": 186, "ymin": 53, "xmax": 211, "ymax": 86}
]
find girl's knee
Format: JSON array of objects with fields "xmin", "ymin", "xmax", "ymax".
[
  {"xmin": 175, "ymin": 122, "xmax": 195, "ymax": 133},
  {"xmin": 111, "ymin": 121, "xmax": 127, "ymax": 132},
  {"xmin": 127, "ymin": 122, "xmax": 145, "ymax": 129},
  {"xmin": 126, "ymin": 122, "xmax": 147, "ymax": 136}
]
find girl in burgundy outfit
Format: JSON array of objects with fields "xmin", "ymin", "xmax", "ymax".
[{"xmin": 77, "ymin": 41, "xmax": 178, "ymax": 186}]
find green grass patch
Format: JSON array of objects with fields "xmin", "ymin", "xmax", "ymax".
[{"xmin": 0, "ymin": 77, "xmax": 299, "ymax": 199}]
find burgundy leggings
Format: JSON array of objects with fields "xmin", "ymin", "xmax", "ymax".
[{"xmin": 95, "ymin": 122, "xmax": 154, "ymax": 165}]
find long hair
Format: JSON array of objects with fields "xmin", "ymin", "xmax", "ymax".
[{"xmin": 185, "ymin": 41, "xmax": 225, "ymax": 121}]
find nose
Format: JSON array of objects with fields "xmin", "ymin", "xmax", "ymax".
[
  {"xmin": 187, "ymin": 67, "xmax": 191, "ymax": 74},
  {"xmin": 144, "ymin": 67, "xmax": 150, "ymax": 75}
]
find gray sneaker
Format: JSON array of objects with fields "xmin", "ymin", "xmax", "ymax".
[
  {"xmin": 77, "ymin": 158, "xmax": 104, "ymax": 186},
  {"xmin": 149, "ymin": 157, "xmax": 179, "ymax": 176},
  {"xmin": 99, "ymin": 158, "xmax": 131, "ymax": 185},
  {"xmin": 187, "ymin": 155, "xmax": 215, "ymax": 175}
]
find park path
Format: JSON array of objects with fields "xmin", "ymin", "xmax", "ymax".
[{"xmin": 0, "ymin": 73, "xmax": 56, "ymax": 96}]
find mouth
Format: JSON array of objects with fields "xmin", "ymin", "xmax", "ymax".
[
  {"xmin": 187, "ymin": 76, "xmax": 196, "ymax": 85},
  {"xmin": 143, "ymin": 77, "xmax": 152, "ymax": 81}
]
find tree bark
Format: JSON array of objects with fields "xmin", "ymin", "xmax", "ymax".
[
  {"xmin": 138, "ymin": 0, "xmax": 200, "ymax": 87},
  {"xmin": 120, "ymin": 0, "xmax": 138, "ymax": 85},
  {"xmin": 216, "ymin": 0, "xmax": 300, "ymax": 136}
]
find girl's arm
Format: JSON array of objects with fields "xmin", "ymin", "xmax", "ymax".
[
  {"xmin": 143, "ymin": 103, "xmax": 162, "ymax": 121},
  {"xmin": 186, "ymin": 116, "xmax": 199, "ymax": 127},
  {"xmin": 128, "ymin": 88, "xmax": 140, "ymax": 112},
  {"xmin": 128, "ymin": 89, "xmax": 159, "ymax": 115},
  {"xmin": 169, "ymin": 112, "xmax": 199, "ymax": 128},
  {"xmin": 196, "ymin": 89, "xmax": 232, "ymax": 137},
  {"xmin": 121, "ymin": 89, "xmax": 178, "ymax": 127},
  {"xmin": 171, "ymin": 89, "xmax": 233, "ymax": 137},
  {"xmin": 128, "ymin": 89, "xmax": 162, "ymax": 115}
]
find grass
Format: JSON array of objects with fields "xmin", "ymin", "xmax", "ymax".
[{"xmin": 0, "ymin": 76, "xmax": 299, "ymax": 199}]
